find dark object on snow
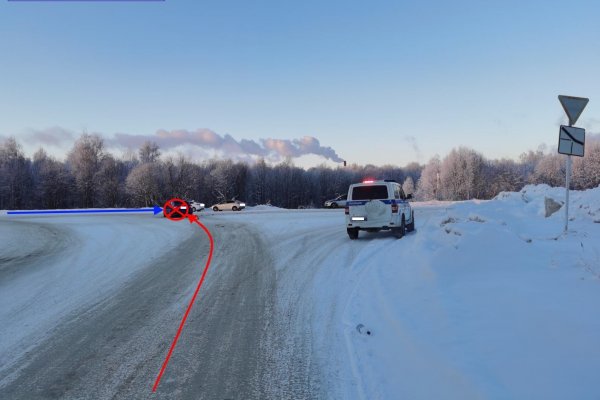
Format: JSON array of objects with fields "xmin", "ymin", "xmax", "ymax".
[
  {"xmin": 544, "ymin": 197, "xmax": 563, "ymax": 218},
  {"xmin": 356, "ymin": 324, "xmax": 372, "ymax": 336}
]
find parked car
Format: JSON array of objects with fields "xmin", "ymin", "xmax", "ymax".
[
  {"xmin": 345, "ymin": 179, "xmax": 414, "ymax": 240},
  {"xmin": 324, "ymin": 194, "xmax": 348, "ymax": 208},
  {"xmin": 211, "ymin": 199, "xmax": 246, "ymax": 211},
  {"xmin": 186, "ymin": 200, "xmax": 205, "ymax": 212}
]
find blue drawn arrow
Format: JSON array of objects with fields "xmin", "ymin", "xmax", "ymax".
[{"xmin": 7, "ymin": 205, "xmax": 163, "ymax": 216}]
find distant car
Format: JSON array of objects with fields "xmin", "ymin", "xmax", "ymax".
[
  {"xmin": 345, "ymin": 179, "xmax": 414, "ymax": 239},
  {"xmin": 324, "ymin": 194, "xmax": 348, "ymax": 208},
  {"xmin": 211, "ymin": 200, "xmax": 246, "ymax": 211},
  {"xmin": 186, "ymin": 200, "xmax": 205, "ymax": 213}
]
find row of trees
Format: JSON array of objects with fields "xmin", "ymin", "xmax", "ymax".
[
  {"xmin": 1, "ymin": 134, "xmax": 600, "ymax": 210},
  {"xmin": 415, "ymin": 141, "xmax": 600, "ymax": 201}
]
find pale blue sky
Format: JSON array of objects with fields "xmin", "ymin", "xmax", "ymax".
[{"xmin": 1, "ymin": 0, "xmax": 599, "ymax": 166}]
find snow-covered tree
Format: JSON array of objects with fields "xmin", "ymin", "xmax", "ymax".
[
  {"xmin": 415, "ymin": 156, "xmax": 442, "ymax": 200},
  {"xmin": 402, "ymin": 176, "xmax": 415, "ymax": 195},
  {"xmin": 572, "ymin": 139, "xmax": 600, "ymax": 189},
  {"xmin": 125, "ymin": 163, "xmax": 162, "ymax": 206},
  {"xmin": 531, "ymin": 153, "xmax": 564, "ymax": 187},
  {"xmin": 440, "ymin": 147, "xmax": 486, "ymax": 200}
]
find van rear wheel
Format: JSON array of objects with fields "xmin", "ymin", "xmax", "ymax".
[
  {"xmin": 347, "ymin": 228, "xmax": 359, "ymax": 240},
  {"xmin": 407, "ymin": 212, "xmax": 415, "ymax": 232},
  {"xmin": 393, "ymin": 216, "xmax": 405, "ymax": 239}
]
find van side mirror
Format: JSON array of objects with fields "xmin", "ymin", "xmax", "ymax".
[{"xmin": 406, "ymin": 193, "xmax": 413, "ymax": 200}]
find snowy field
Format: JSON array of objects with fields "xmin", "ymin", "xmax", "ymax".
[{"xmin": 1, "ymin": 184, "xmax": 600, "ymax": 399}]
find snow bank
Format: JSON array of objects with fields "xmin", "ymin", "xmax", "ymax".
[
  {"xmin": 495, "ymin": 184, "xmax": 600, "ymax": 223},
  {"xmin": 246, "ymin": 204, "xmax": 286, "ymax": 212},
  {"xmin": 342, "ymin": 185, "xmax": 600, "ymax": 399}
]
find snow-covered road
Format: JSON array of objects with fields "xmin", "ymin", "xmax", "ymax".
[
  {"xmin": 2, "ymin": 186, "xmax": 600, "ymax": 399},
  {"xmin": 1, "ymin": 215, "xmax": 287, "ymax": 399}
]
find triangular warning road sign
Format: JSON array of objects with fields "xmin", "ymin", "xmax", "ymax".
[{"xmin": 558, "ymin": 95, "xmax": 589, "ymax": 126}]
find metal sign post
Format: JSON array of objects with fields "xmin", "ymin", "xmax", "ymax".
[
  {"xmin": 557, "ymin": 95, "xmax": 589, "ymax": 233},
  {"xmin": 565, "ymin": 154, "xmax": 571, "ymax": 232}
]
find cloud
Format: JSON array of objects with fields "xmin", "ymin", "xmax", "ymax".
[
  {"xmin": 109, "ymin": 129, "xmax": 344, "ymax": 163},
  {"xmin": 11, "ymin": 126, "xmax": 345, "ymax": 163},
  {"xmin": 22, "ymin": 127, "xmax": 75, "ymax": 147}
]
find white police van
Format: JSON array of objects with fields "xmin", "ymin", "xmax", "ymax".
[{"xmin": 345, "ymin": 179, "xmax": 414, "ymax": 240}]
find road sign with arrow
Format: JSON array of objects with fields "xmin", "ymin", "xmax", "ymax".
[
  {"xmin": 558, "ymin": 125, "xmax": 585, "ymax": 157},
  {"xmin": 557, "ymin": 94, "xmax": 589, "ymax": 234}
]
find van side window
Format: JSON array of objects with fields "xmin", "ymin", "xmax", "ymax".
[
  {"xmin": 399, "ymin": 188, "xmax": 406, "ymax": 200},
  {"xmin": 394, "ymin": 186, "xmax": 401, "ymax": 199}
]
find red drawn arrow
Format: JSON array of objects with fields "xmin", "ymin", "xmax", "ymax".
[{"xmin": 152, "ymin": 213, "xmax": 215, "ymax": 392}]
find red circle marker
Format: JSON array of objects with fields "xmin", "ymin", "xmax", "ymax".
[{"xmin": 163, "ymin": 198, "xmax": 190, "ymax": 221}]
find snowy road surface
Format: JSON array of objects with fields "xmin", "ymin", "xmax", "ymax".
[{"xmin": 2, "ymin": 186, "xmax": 600, "ymax": 399}]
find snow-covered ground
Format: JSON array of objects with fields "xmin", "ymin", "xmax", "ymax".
[
  {"xmin": 1, "ymin": 184, "xmax": 600, "ymax": 399},
  {"xmin": 212, "ymin": 185, "xmax": 600, "ymax": 399},
  {"xmin": 0, "ymin": 214, "xmax": 194, "ymax": 382}
]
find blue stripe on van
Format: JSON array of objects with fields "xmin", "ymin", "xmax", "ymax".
[{"xmin": 346, "ymin": 199, "xmax": 408, "ymax": 206}]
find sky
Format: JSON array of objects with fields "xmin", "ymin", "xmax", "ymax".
[{"xmin": 1, "ymin": 0, "xmax": 600, "ymax": 167}]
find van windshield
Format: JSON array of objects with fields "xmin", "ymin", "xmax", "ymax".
[{"xmin": 352, "ymin": 185, "xmax": 388, "ymax": 200}]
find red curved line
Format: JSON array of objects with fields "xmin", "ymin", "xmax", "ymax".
[{"xmin": 152, "ymin": 219, "xmax": 215, "ymax": 392}]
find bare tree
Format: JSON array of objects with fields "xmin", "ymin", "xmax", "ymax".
[
  {"xmin": 67, "ymin": 133, "xmax": 104, "ymax": 207},
  {"xmin": 248, "ymin": 158, "xmax": 269, "ymax": 204},
  {"xmin": 32, "ymin": 149, "xmax": 73, "ymax": 209},
  {"xmin": 95, "ymin": 155, "xmax": 125, "ymax": 207},
  {"xmin": 163, "ymin": 154, "xmax": 195, "ymax": 199},
  {"xmin": 139, "ymin": 141, "xmax": 161, "ymax": 164},
  {"xmin": 0, "ymin": 137, "xmax": 33, "ymax": 209},
  {"xmin": 209, "ymin": 159, "xmax": 237, "ymax": 202}
]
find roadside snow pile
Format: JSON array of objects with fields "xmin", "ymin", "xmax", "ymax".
[
  {"xmin": 342, "ymin": 185, "xmax": 600, "ymax": 400},
  {"xmin": 0, "ymin": 221, "xmax": 63, "ymax": 263},
  {"xmin": 247, "ymin": 204, "xmax": 285, "ymax": 212},
  {"xmin": 495, "ymin": 183, "xmax": 600, "ymax": 222}
]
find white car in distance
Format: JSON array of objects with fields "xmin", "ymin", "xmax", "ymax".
[
  {"xmin": 324, "ymin": 194, "xmax": 348, "ymax": 208},
  {"xmin": 211, "ymin": 200, "xmax": 246, "ymax": 211},
  {"xmin": 187, "ymin": 200, "xmax": 205, "ymax": 213}
]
